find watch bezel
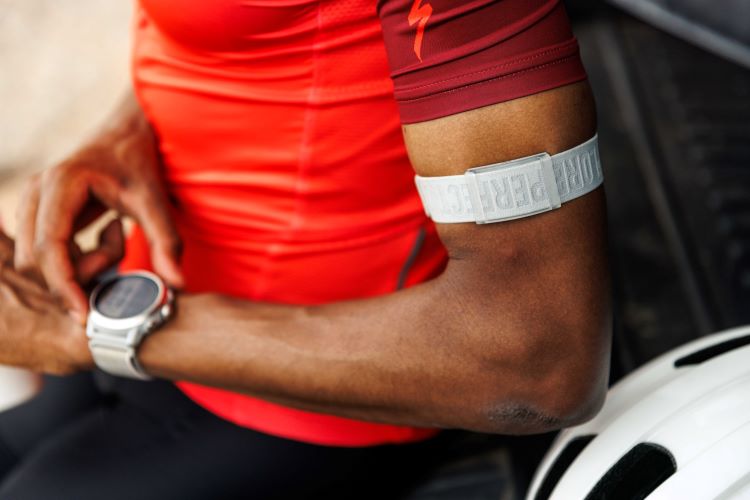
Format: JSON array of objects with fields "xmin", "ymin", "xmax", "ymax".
[{"xmin": 88, "ymin": 271, "xmax": 168, "ymax": 333}]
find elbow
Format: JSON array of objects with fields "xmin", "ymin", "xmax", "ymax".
[
  {"xmin": 536, "ymin": 367, "xmax": 608, "ymax": 430},
  {"xmin": 478, "ymin": 377, "xmax": 607, "ymax": 436},
  {"xmin": 466, "ymin": 322, "xmax": 611, "ymax": 435},
  {"xmin": 531, "ymin": 346, "xmax": 610, "ymax": 431}
]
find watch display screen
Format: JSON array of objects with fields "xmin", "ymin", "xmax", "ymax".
[{"xmin": 94, "ymin": 276, "xmax": 160, "ymax": 319}]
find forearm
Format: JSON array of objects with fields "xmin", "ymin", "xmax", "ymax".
[
  {"xmin": 138, "ymin": 83, "xmax": 610, "ymax": 434},
  {"xmin": 141, "ymin": 270, "xmax": 488, "ymax": 426},
  {"xmin": 139, "ymin": 273, "xmax": 559, "ymax": 433},
  {"xmin": 139, "ymin": 208, "xmax": 607, "ymax": 435}
]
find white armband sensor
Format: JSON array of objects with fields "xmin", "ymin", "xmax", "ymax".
[{"xmin": 414, "ymin": 135, "xmax": 602, "ymax": 224}]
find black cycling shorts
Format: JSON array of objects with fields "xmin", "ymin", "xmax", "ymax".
[{"xmin": 0, "ymin": 373, "xmax": 443, "ymax": 500}]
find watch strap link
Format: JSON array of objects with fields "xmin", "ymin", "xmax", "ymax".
[
  {"xmin": 414, "ymin": 134, "xmax": 603, "ymax": 224},
  {"xmin": 89, "ymin": 339, "xmax": 152, "ymax": 380}
]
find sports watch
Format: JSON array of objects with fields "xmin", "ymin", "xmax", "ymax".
[{"xmin": 86, "ymin": 271, "xmax": 174, "ymax": 380}]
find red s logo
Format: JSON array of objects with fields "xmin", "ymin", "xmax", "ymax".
[{"xmin": 408, "ymin": 0, "xmax": 432, "ymax": 62}]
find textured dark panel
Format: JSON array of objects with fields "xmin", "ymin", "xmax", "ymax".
[
  {"xmin": 622, "ymin": 22, "xmax": 750, "ymax": 327},
  {"xmin": 585, "ymin": 443, "xmax": 676, "ymax": 500},
  {"xmin": 576, "ymin": 12, "xmax": 702, "ymax": 371}
]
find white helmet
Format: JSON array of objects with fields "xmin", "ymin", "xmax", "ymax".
[{"xmin": 526, "ymin": 325, "xmax": 750, "ymax": 500}]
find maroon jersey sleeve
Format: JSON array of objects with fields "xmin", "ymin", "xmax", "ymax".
[{"xmin": 377, "ymin": 0, "xmax": 587, "ymax": 123}]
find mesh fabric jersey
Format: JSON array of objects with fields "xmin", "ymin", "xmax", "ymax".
[{"xmin": 123, "ymin": 0, "xmax": 585, "ymax": 446}]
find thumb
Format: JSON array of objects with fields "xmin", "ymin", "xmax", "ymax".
[
  {"xmin": 150, "ymin": 238, "xmax": 185, "ymax": 289},
  {"xmin": 122, "ymin": 187, "xmax": 185, "ymax": 289}
]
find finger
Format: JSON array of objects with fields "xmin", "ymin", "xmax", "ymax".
[
  {"xmin": 1, "ymin": 278, "xmax": 50, "ymax": 312},
  {"xmin": 1, "ymin": 262, "xmax": 69, "ymax": 318},
  {"xmin": 34, "ymin": 235, "xmax": 88, "ymax": 321},
  {"xmin": 70, "ymin": 240, "xmax": 83, "ymax": 262},
  {"xmin": 75, "ymin": 218, "xmax": 125, "ymax": 284},
  {"xmin": 32, "ymin": 239, "xmax": 85, "ymax": 308},
  {"xmin": 0, "ymin": 263, "xmax": 49, "ymax": 302},
  {"xmin": 0, "ymin": 281, "xmax": 22, "ymax": 308},
  {"xmin": 0, "ymin": 263, "xmax": 55, "ymax": 317},
  {"xmin": 121, "ymin": 186, "xmax": 185, "ymax": 288},
  {"xmin": 13, "ymin": 173, "xmax": 42, "ymax": 272},
  {"xmin": 0, "ymin": 231, "xmax": 13, "ymax": 264},
  {"xmin": 33, "ymin": 168, "xmax": 94, "ymax": 317}
]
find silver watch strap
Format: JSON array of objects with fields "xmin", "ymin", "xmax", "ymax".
[
  {"xmin": 414, "ymin": 134, "xmax": 602, "ymax": 224},
  {"xmin": 89, "ymin": 338, "xmax": 152, "ymax": 380},
  {"xmin": 87, "ymin": 275, "xmax": 174, "ymax": 381}
]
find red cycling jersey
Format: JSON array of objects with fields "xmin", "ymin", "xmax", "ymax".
[{"xmin": 124, "ymin": 0, "xmax": 585, "ymax": 446}]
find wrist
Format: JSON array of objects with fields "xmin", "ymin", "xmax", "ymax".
[
  {"xmin": 62, "ymin": 318, "xmax": 93, "ymax": 372},
  {"xmin": 137, "ymin": 292, "xmax": 198, "ymax": 379},
  {"xmin": 138, "ymin": 293, "xmax": 239, "ymax": 382},
  {"xmin": 87, "ymin": 272, "xmax": 177, "ymax": 380},
  {"xmin": 28, "ymin": 313, "xmax": 91, "ymax": 376},
  {"xmin": 76, "ymin": 99, "xmax": 155, "ymax": 172},
  {"xmin": 82, "ymin": 125, "xmax": 151, "ymax": 167},
  {"xmin": 96, "ymin": 92, "xmax": 152, "ymax": 148}
]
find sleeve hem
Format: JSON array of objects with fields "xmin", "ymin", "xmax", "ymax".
[{"xmin": 396, "ymin": 55, "xmax": 587, "ymax": 124}]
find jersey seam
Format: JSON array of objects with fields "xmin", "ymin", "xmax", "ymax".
[
  {"xmin": 252, "ymin": 2, "xmax": 322, "ymax": 298},
  {"xmin": 289, "ymin": 6, "xmax": 323, "ymax": 236}
]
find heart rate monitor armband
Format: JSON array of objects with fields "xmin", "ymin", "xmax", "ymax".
[{"xmin": 414, "ymin": 135, "xmax": 602, "ymax": 224}]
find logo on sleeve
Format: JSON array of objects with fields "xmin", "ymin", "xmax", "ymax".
[{"xmin": 408, "ymin": 0, "xmax": 432, "ymax": 62}]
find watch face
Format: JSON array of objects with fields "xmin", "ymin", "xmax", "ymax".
[{"xmin": 94, "ymin": 275, "xmax": 161, "ymax": 319}]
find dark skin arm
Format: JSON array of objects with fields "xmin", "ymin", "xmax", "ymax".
[
  {"xmin": 7, "ymin": 81, "xmax": 609, "ymax": 434},
  {"xmin": 131, "ymin": 81, "xmax": 611, "ymax": 434}
]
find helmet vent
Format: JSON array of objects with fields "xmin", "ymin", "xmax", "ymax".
[
  {"xmin": 585, "ymin": 443, "xmax": 676, "ymax": 500},
  {"xmin": 674, "ymin": 334, "xmax": 750, "ymax": 367},
  {"xmin": 534, "ymin": 435, "xmax": 596, "ymax": 500}
]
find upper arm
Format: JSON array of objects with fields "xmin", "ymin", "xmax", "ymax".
[
  {"xmin": 378, "ymin": 0, "xmax": 611, "ymax": 424},
  {"xmin": 403, "ymin": 87, "xmax": 611, "ymax": 426}
]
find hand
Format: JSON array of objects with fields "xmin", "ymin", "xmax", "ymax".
[
  {"xmin": 14, "ymin": 94, "xmax": 184, "ymax": 319},
  {"xmin": 0, "ymin": 232, "xmax": 92, "ymax": 375}
]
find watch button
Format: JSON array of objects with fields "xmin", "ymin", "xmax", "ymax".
[{"xmin": 160, "ymin": 304, "xmax": 171, "ymax": 319}]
